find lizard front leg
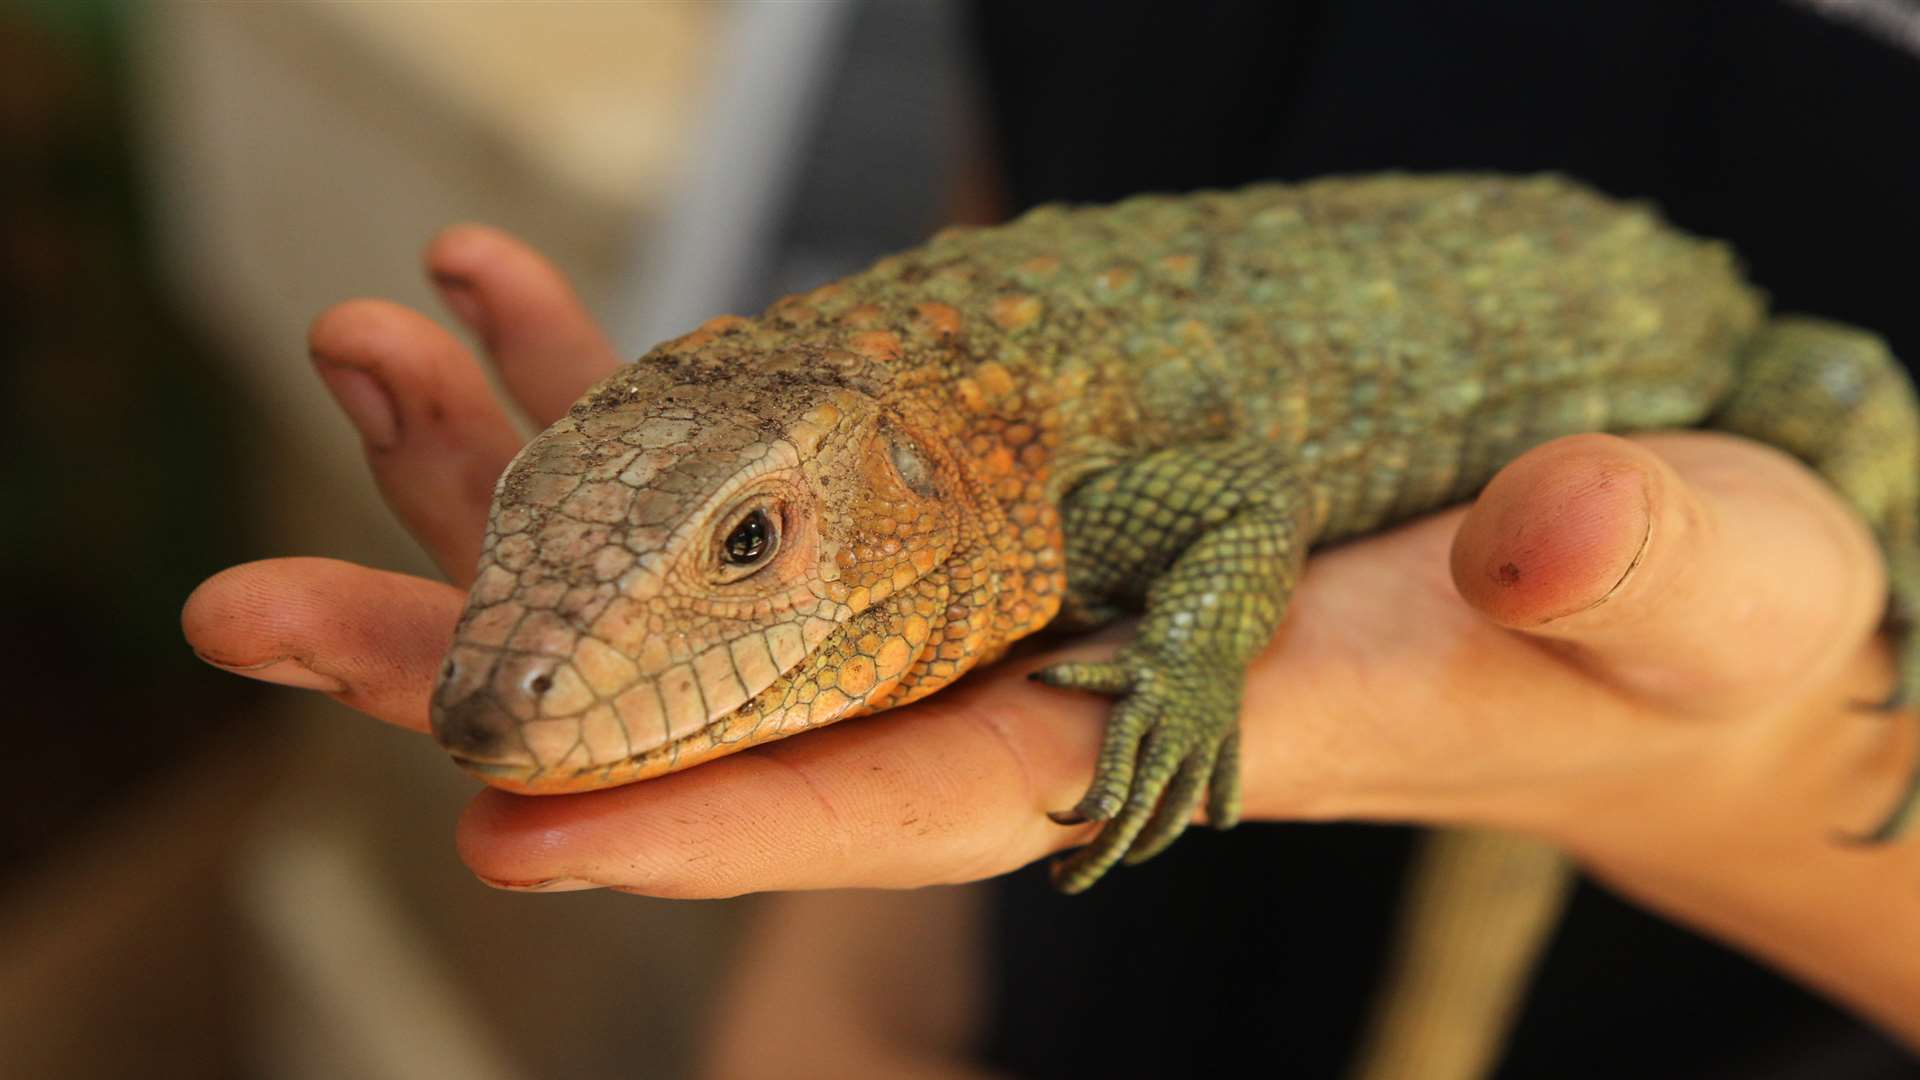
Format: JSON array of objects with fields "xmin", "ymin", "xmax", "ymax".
[{"xmin": 1034, "ymin": 442, "xmax": 1315, "ymax": 892}]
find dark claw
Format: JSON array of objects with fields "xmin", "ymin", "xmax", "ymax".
[
  {"xmin": 1835, "ymin": 826, "xmax": 1897, "ymax": 848},
  {"xmin": 1834, "ymin": 770, "xmax": 1920, "ymax": 846},
  {"xmin": 1048, "ymin": 808, "xmax": 1089, "ymax": 826},
  {"xmin": 1073, "ymin": 791, "xmax": 1125, "ymax": 822},
  {"xmin": 1848, "ymin": 689, "xmax": 1907, "ymax": 713},
  {"xmin": 1046, "ymin": 856, "xmax": 1078, "ymax": 891},
  {"xmin": 1028, "ymin": 665, "xmax": 1080, "ymax": 688},
  {"xmin": 1840, "ymin": 802, "xmax": 1917, "ymax": 846}
]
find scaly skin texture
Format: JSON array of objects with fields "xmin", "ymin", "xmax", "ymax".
[{"xmin": 429, "ymin": 173, "xmax": 1920, "ymax": 891}]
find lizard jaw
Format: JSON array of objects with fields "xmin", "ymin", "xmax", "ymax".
[
  {"xmin": 440, "ymin": 596, "xmax": 935, "ymax": 795},
  {"xmin": 440, "ymin": 669, "xmax": 861, "ymax": 796}
]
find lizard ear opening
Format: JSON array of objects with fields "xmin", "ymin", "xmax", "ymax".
[{"xmin": 884, "ymin": 427, "xmax": 941, "ymax": 499}]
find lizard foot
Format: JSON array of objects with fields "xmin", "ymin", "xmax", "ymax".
[
  {"xmin": 1840, "ymin": 694, "xmax": 1920, "ymax": 844},
  {"xmin": 1031, "ymin": 648, "xmax": 1244, "ymax": 892},
  {"xmin": 1841, "ymin": 551, "xmax": 1920, "ymax": 844}
]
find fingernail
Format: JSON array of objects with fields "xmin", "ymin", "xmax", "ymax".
[
  {"xmin": 478, "ymin": 876, "xmax": 601, "ymax": 892},
  {"xmin": 195, "ymin": 651, "xmax": 348, "ymax": 693},
  {"xmin": 312, "ymin": 359, "xmax": 398, "ymax": 449},
  {"xmin": 432, "ymin": 271, "xmax": 491, "ymax": 339}
]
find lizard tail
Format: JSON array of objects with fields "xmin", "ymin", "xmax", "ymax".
[{"xmin": 1345, "ymin": 829, "xmax": 1572, "ymax": 1080}]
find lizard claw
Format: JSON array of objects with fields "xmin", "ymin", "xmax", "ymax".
[
  {"xmin": 1840, "ymin": 592, "xmax": 1920, "ymax": 845},
  {"xmin": 1033, "ymin": 648, "xmax": 1243, "ymax": 892}
]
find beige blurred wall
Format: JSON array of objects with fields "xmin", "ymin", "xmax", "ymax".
[{"xmin": 133, "ymin": 0, "xmax": 718, "ymax": 573}]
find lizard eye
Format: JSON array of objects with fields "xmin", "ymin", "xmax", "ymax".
[{"xmin": 723, "ymin": 508, "xmax": 776, "ymax": 567}]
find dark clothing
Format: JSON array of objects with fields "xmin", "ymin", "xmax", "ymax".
[
  {"xmin": 969, "ymin": 2, "xmax": 1920, "ymax": 1076},
  {"xmin": 973, "ymin": 0, "xmax": 1918, "ymax": 366}
]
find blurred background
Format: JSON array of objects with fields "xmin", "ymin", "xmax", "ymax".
[
  {"xmin": 9, "ymin": 1, "xmax": 1919, "ymax": 1077},
  {"xmin": 1, "ymin": 1, "xmax": 973, "ymax": 1075}
]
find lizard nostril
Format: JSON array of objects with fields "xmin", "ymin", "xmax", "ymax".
[
  {"xmin": 433, "ymin": 694, "xmax": 515, "ymax": 760},
  {"xmin": 529, "ymin": 674, "xmax": 554, "ymax": 695}
]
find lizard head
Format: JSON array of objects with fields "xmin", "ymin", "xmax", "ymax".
[{"xmin": 430, "ymin": 360, "xmax": 965, "ymax": 792}]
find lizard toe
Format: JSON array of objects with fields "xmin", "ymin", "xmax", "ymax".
[
  {"xmin": 1045, "ymin": 649, "xmax": 1246, "ymax": 888},
  {"xmin": 1124, "ymin": 750, "xmax": 1213, "ymax": 865},
  {"xmin": 1054, "ymin": 692, "xmax": 1156, "ymax": 824},
  {"xmin": 1051, "ymin": 728, "xmax": 1180, "ymax": 892},
  {"xmin": 1206, "ymin": 731, "xmax": 1243, "ymax": 830},
  {"xmin": 1030, "ymin": 659, "xmax": 1133, "ymax": 696}
]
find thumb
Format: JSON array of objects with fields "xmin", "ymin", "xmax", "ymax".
[{"xmin": 1449, "ymin": 432, "xmax": 1887, "ymax": 708}]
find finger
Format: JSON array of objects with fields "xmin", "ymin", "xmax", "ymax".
[
  {"xmin": 183, "ymin": 558, "xmax": 462, "ymax": 733},
  {"xmin": 309, "ymin": 300, "xmax": 525, "ymax": 584},
  {"xmin": 1450, "ymin": 432, "xmax": 1887, "ymax": 708},
  {"xmin": 453, "ymin": 651, "xmax": 1120, "ymax": 896},
  {"xmin": 425, "ymin": 224, "xmax": 621, "ymax": 426}
]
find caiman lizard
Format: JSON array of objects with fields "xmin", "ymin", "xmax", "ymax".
[{"xmin": 429, "ymin": 173, "xmax": 1920, "ymax": 1072}]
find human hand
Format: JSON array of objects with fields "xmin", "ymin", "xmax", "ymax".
[{"xmin": 183, "ymin": 228, "xmax": 1914, "ymax": 903}]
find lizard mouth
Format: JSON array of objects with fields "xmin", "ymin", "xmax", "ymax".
[
  {"xmin": 448, "ymin": 757, "xmax": 533, "ymax": 779},
  {"xmin": 443, "ymin": 606, "xmax": 920, "ymax": 795}
]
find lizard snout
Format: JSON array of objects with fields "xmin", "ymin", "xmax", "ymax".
[
  {"xmin": 433, "ymin": 693, "xmax": 522, "ymax": 766},
  {"xmin": 430, "ymin": 649, "xmax": 552, "ymax": 782}
]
